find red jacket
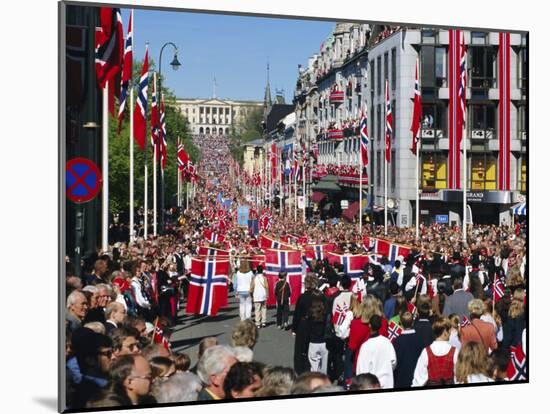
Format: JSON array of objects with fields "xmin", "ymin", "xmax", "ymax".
[{"xmin": 348, "ymin": 317, "xmax": 389, "ymax": 371}]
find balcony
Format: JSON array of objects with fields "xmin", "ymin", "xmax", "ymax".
[{"xmin": 470, "ymin": 129, "xmax": 494, "ymax": 140}]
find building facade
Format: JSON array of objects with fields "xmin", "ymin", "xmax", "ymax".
[
  {"xmin": 175, "ymin": 98, "xmax": 263, "ymax": 136},
  {"xmin": 294, "ymin": 23, "xmax": 527, "ymax": 226}
]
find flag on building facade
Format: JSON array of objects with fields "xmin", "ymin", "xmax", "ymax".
[
  {"xmin": 385, "ymin": 79, "xmax": 392, "ymax": 163},
  {"xmin": 132, "ymin": 46, "xmax": 148, "ymax": 150},
  {"xmin": 360, "ymin": 110, "xmax": 369, "ymax": 166},
  {"xmin": 410, "ymin": 58, "xmax": 422, "ymax": 154}
]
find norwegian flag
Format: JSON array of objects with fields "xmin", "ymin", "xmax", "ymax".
[
  {"xmin": 160, "ymin": 93, "xmax": 167, "ymax": 170},
  {"xmin": 461, "ymin": 315, "xmax": 472, "ymax": 328},
  {"xmin": 360, "ymin": 110, "xmax": 369, "ymax": 166},
  {"xmin": 410, "ymin": 59, "xmax": 422, "ymax": 154},
  {"xmin": 95, "ymin": 8, "xmax": 123, "ymax": 116},
  {"xmin": 117, "ymin": 10, "xmax": 132, "ymax": 133},
  {"xmin": 493, "ymin": 275, "xmax": 506, "ymax": 302},
  {"xmin": 197, "ymin": 246, "xmax": 229, "ymax": 258},
  {"xmin": 385, "ymin": 79, "xmax": 393, "ymax": 163},
  {"xmin": 264, "ymin": 249, "xmax": 303, "ymax": 305},
  {"xmin": 186, "ymin": 258, "xmax": 229, "ymax": 316},
  {"xmin": 259, "ymin": 210, "xmax": 273, "ymax": 232},
  {"xmin": 326, "ymin": 252, "xmax": 368, "ymax": 280},
  {"xmin": 259, "ymin": 235, "xmax": 290, "ymax": 251},
  {"xmin": 304, "ymin": 243, "xmax": 336, "ymax": 264},
  {"xmin": 133, "ymin": 46, "xmax": 148, "ymax": 150},
  {"xmin": 177, "ymin": 140, "xmax": 189, "ymax": 174},
  {"xmin": 506, "ymin": 345, "xmax": 527, "ymax": 381},
  {"xmin": 362, "ymin": 235, "xmax": 376, "ymax": 252},
  {"xmin": 250, "ymin": 254, "xmax": 266, "ymax": 272},
  {"xmin": 151, "ymin": 72, "xmax": 160, "ymax": 158},
  {"xmin": 386, "ymin": 320, "xmax": 403, "ymax": 342},
  {"xmin": 153, "ymin": 323, "xmax": 171, "ymax": 350},
  {"xmin": 372, "ymin": 238, "xmax": 391, "ymax": 257},
  {"xmin": 388, "ymin": 243, "xmax": 411, "ymax": 266},
  {"xmin": 203, "ymin": 229, "xmax": 225, "ymax": 243},
  {"xmin": 459, "ymin": 33, "xmax": 467, "ymax": 126}
]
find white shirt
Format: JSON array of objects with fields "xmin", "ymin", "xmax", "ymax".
[
  {"xmin": 336, "ymin": 310, "xmax": 353, "ymax": 339},
  {"xmin": 458, "ymin": 373, "xmax": 494, "ymax": 384},
  {"xmin": 356, "ymin": 334, "xmax": 397, "ymax": 389},
  {"xmin": 235, "ymin": 271, "xmax": 253, "ymax": 293},
  {"xmin": 405, "ymin": 274, "xmax": 427, "ymax": 295},
  {"xmin": 252, "ymin": 274, "xmax": 268, "ymax": 302},
  {"xmin": 183, "ymin": 255, "xmax": 192, "ymax": 272},
  {"xmin": 131, "ymin": 277, "xmax": 150, "ymax": 309},
  {"xmin": 412, "ymin": 340, "xmax": 458, "ymax": 387}
]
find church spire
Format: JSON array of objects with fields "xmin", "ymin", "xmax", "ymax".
[{"xmin": 263, "ymin": 61, "xmax": 272, "ymax": 117}]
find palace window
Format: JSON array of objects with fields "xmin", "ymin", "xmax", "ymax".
[
  {"xmin": 470, "ymin": 45, "xmax": 497, "ymax": 94},
  {"xmin": 377, "ymin": 56, "xmax": 382, "ymax": 96},
  {"xmin": 518, "ymin": 45, "xmax": 527, "ymax": 92},
  {"xmin": 470, "ymin": 104, "xmax": 496, "ymax": 135},
  {"xmin": 421, "ymin": 29, "xmax": 437, "ymax": 44},
  {"xmin": 391, "ymin": 48, "xmax": 397, "ymax": 91},
  {"xmin": 391, "ymin": 149, "xmax": 396, "ymax": 190},
  {"xmin": 421, "ymin": 103, "xmax": 447, "ymax": 135},
  {"xmin": 421, "ymin": 46, "xmax": 447, "ymax": 89},
  {"xmin": 376, "ymin": 151, "xmax": 382, "ymax": 187},
  {"xmin": 421, "ymin": 152, "xmax": 447, "ymax": 190}
]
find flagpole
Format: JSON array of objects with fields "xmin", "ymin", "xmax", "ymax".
[
  {"xmin": 359, "ymin": 144, "xmax": 363, "ymax": 236},
  {"xmin": 463, "ymin": 117, "xmax": 467, "ymax": 243},
  {"xmin": 129, "ymin": 79, "xmax": 135, "ymax": 243},
  {"xmin": 177, "ymin": 139, "xmax": 181, "ymax": 208},
  {"xmin": 384, "ymin": 154, "xmax": 388, "ymax": 236},
  {"xmin": 102, "ymin": 82, "xmax": 109, "ymax": 252},
  {"xmin": 416, "ymin": 139, "xmax": 420, "ymax": 239},
  {"xmin": 153, "ymin": 139, "xmax": 158, "ymax": 236},
  {"xmin": 186, "ymin": 181, "xmax": 189, "ymax": 211},
  {"xmin": 294, "ymin": 166, "xmax": 298, "ymax": 222},
  {"xmin": 302, "ymin": 163, "xmax": 306, "ymax": 223},
  {"xmin": 144, "ymin": 144, "xmax": 148, "ymax": 240}
]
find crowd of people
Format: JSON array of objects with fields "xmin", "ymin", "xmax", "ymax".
[{"xmin": 64, "ymin": 133, "xmax": 527, "ymax": 409}]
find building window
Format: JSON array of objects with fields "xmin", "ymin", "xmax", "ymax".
[
  {"xmin": 470, "ymin": 104, "xmax": 496, "ymax": 136},
  {"xmin": 470, "ymin": 46, "xmax": 497, "ymax": 95},
  {"xmin": 192, "ymin": 108, "xmax": 195, "ymax": 113},
  {"xmin": 199, "ymin": 107, "xmax": 204, "ymax": 114},
  {"xmin": 520, "ymin": 156, "xmax": 526, "ymax": 192},
  {"xmin": 370, "ymin": 105, "xmax": 375, "ymax": 138},
  {"xmin": 213, "ymin": 107, "xmax": 217, "ymax": 114},
  {"xmin": 391, "ymin": 48, "xmax": 397, "ymax": 91},
  {"xmin": 518, "ymin": 46, "xmax": 527, "ymax": 93},
  {"xmin": 421, "ymin": 46, "xmax": 447, "ymax": 89},
  {"xmin": 391, "ymin": 149, "xmax": 396, "ymax": 190},
  {"xmin": 518, "ymin": 105, "xmax": 526, "ymax": 140},
  {"xmin": 471, "ymin": 154, "xmax": 497, "ymax": 190},
  {"xmin": 206, "ymin": 107, "xmax": 210, "ymax": 114},
  {"xmin": 370, "ymin": 60, "xmax": 374, "ymax": 93},
  {"xmin": 421, "ymin": 103, "xmax": 447, "ymax": 136},
  {"xmin": 384, "ymin": 52, "xmax": 389, "ymax": 84},
  {"xmin": 225, "ymin": 107, "xmax": 230, "ymax": 115},
  {"xmin": 376, "ymin": 151, "xmax": 381, "ymax": 187},
  {"xmin": 376, "ymin": 104, "xmax": 381, "ymax": 141},
  {"xmin": 471, "ymin": 31, "xmax": 488, "ymax": 45},
  {"xmin": 421, "ymin": 29, "xmax": 437, "ymax": 44},
  {"xmin": 377, "ymin": 56, "xmax": 382, "ymax": 96},
  {"xmin": 421, "ymin": 152, "xmax": 447, "ymax": 190},
  {"xmin": 391, "ymin": 99, "xmax": 396, "ymax": 138}
]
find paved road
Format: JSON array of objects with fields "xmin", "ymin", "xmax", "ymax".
[{"xmin": 170, "ymin": 294, "xmax": 295, "ymax": 368}]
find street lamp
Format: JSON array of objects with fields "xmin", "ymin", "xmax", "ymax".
[{"xmin": 157, "ymin": 42, "xmax": 181, "ymax": 234}]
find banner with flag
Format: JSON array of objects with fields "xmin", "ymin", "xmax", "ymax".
[
  {"xmin": 410, "ymin": 59, "xmax": 422, "ymax": 154},
  {"xmin": 388, "ymin": 243, "xmax": 411, "ymax": 266},
  {"xmin": 133, "ymin": 46, "xmax": 148, "ymax": 150},
  {"xmin": 203, "ymin": 229, "xmax": 225, "ymax": 243},
  {"xmin": 151, "ymin": 73, "xmax": 160, "ymax": 158},
  {"xmin": 197, "ymin": 246, "xmax": 229, "ymax": 258},
  {"xmin": 304, "ymin": 243, "xmax": 336, "ymax": 264},
  {"xmin": 326, "ymin": 252, "xmax": 368, "ymax": 280},
  {"xmin": 264, "ymin": 249, "xmax": 303, "ymax": 305},
  {"xmin": 186, "ymin": 258, "xmax": 229, "ymax": 316},
  {"xmin": 117, "ymin": 10, "xmax": 132, "ymax": 133},
  {"xmin": 259, "ymin": 235, "xmax": 293, "ymax": 251}
]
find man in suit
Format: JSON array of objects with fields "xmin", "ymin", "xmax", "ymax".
[
  {"xmin": 105, "ymin": 302, "xmax": 126, "ymax": 334},
  {"xmin": 442, "ymin": 277, "xmax": 473, "ymax": 319}
]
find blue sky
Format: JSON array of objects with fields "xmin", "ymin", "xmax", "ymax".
[{"xmin": 123, "ymin": 8, "xmax": 334, "ymax": 102}]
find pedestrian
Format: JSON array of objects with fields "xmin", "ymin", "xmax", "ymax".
[
  {"xmin": 306, "ymin": 297, "xmax": 329, "ymax": 374},
  {"xmin": 460, "ymin": 299, "xmax": 498, "ymax": 353},
  {"xmin": 274, "ymin": 272, "xmax": 291, "ymax": 329},
  {"xmin": 251, "ymin": 265, "xmax": 268, "ymax": 328},
  {"xmin": 392, "ymin": 311, "xmax": 424, "ymax": 388},
  {"xmin": 235, "ymin": 260, "xmax": 253, "ymax": 321},
  {"xmin": 455, "ymin": 342, "xmax": 493, "ymax": 384}
]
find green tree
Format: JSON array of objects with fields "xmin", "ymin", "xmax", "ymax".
[
  {"xmin": 228, "ymin": 107, "xmax": 264, "ymax": 164},
  {"xmin": 108, "ymin": 58, "xmax": 199, "ymax": 215}
]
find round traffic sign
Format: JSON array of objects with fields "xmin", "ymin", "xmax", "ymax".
[{"xmin": 66, "ymin": 157, "xmax": 102, "ymax": 203}]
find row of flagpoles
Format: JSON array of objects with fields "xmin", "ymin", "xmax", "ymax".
[{"xmin": 95, "ymin": 8, "xmax": 197, "ymax": 249}]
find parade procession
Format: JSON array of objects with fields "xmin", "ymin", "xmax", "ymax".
[{"xmin": 62, "ymin": 4, "xmax": 527, "ymax": 410}]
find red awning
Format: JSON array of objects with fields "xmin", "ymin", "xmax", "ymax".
[
  {"xmin": 342, "ymin": 201, "xmax": 360, "ymax": 221},
  {"xmin": 311, "ymin": 191, "xmax": 327, "ymax": 203}
]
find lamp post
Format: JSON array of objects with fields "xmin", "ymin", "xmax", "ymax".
[{"xmin": 157, "ymin": 42, "xmax": 181, "ymax": 234}]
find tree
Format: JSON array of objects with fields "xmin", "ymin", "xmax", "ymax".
[
  {"xmin": 108, "ymin": 58, "xmax": 199, "ymax": 215},
  {"xmin": 228, "ymin": 106, "xmax": 264, "ymax": 164}
]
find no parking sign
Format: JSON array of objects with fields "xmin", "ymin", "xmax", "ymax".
[{"xmin": 66, "ymin": 157, "xmax": 102, "ymax": 203}]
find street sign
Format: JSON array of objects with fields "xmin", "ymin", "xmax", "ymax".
[
  {"xmin": 66, "ymin": 157, "xmax": 102, "ymax": 203},
  {"xmin": 435, "ymin": 214, "xmax": 449, "ymax": 224}
]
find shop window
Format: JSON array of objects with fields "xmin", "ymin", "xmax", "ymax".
[
  {"xmin": 422, "ymin": 153, "xmax": 447, "ymax": 190},
  {"xmin": 471, "ymin": 154, "xmax": 497, "ymax": 190},
  {"xmin": 520, "ymin": 157, "xmax": 526, "ymax": 193}
]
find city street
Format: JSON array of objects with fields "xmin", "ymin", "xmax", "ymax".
[{"xmin": 171, "ymin": 295, "xmax": 295, "ymax": 368}]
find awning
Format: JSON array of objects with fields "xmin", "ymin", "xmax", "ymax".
[
  {"xmin": 511, "ymin": 202, "xmax": 527, "ymax": 216},
  {"xmin": 313, "ymin": 175, "xmax": 341, "ymax": 192},
  {"xmin": 342, "ymin": 201, "xmax": 360, "ymax": 221},
  {"xmin": 311, "ymin": 191, "xmax": 327, "ymax": 203}
]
